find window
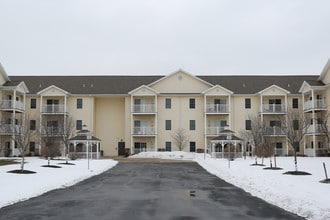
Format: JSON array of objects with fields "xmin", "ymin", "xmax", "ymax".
[
  {"xmin": 30, "ymin": 99, "xmax": 36, "ymax": 109},
  {"xmin": 292, "ymin": 98, "xmax": 298, "ymax": 108},
  {"xmin": 29, "ymin": 142, "xmax": 35, "ymax": 152},
  {"xmin": 190, "ymin": 120, "xmax": 196, "ymax": 130},
  {"xmin": 190, "ymin": 142, "xmax": 196, "ymax": 152},
  {"xmin": 245, "ymin": 98, "xmax": 251, "ymax": 109},
  {"xmin": 270, "ymin": 120, "xmax": 281, "ymax": 127},
  {"xmin": 76, "ymin": 120, "xmax": 83, "ymax": 130},
  {"xmin": 189, "ymin": 98, "xmax": 195, "ymax": 109},
  {"xmin": 293, "ymin": 120, "xmax": 299, "ymax": 130},
  {"xmin": 165, "ymin": 98, "xmax": 171, "ymax": 109},
  {"xmin": 77, "ymin": 98, "xmax": 83, "ymax": 109},
  {"xmin": 245, "ymin": 120, "xmax": 251, "ymax": 130},
  {"xmin": 165, "ymin": 120, "xmax": 171, "ymax": 130},
  {"xmin": 165, "ymin": 142, "xmax": 172, "ymax": 151},
  {"xmin": 30, "ymin": 120, "xmax": 36, "ymax": 130}
]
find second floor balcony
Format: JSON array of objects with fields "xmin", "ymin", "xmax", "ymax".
[
  {"xmin": 41, "ymin": 127, "xmax": 64, "ymax": 136},
  {"xmin": 205, "ymin": 104, "xmax": 229, "ymax": 114},
  {"xmin": 263, "ymin": 126, "xmax": 287, "ymax": 136},
  {"xmin": 206, "ymin": 126, "xmax": 225, "ymax": 135},
  {"xmin": 0, "ymin": 100, "xmax": 25, "ymax": 112},
  {"xmin": 262, "ymin": 104, "xmax": 286, "ymax": 114},
  {"xmin": 305, "ymin": 124, "xmax": 326, "ymax": 134},
  {"xmin": 132, "ymin": 127, "xmax": 156, "ymax": 135},
  {"xmin": 41, "ymin": 104, "xmax": 67, "ymax": 114},
  {"xmin": 132, "ymin": 104, "xmax": 156, "ymax": 114}
]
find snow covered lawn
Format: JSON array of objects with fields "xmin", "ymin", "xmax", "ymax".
[
  {"xmin": 132, "ymin": 152, "xmax": 330, "ymax": 220},
  {"xmin": 0, "ymin": 157, "xmax": 117, "ymax": 208}
]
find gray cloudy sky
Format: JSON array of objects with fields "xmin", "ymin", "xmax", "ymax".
[{"xmin": 0, "ymin": 0, "xmax": 329, "ymax": 76}]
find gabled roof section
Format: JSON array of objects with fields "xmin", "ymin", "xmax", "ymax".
[
  {"xmin": 149, "ymin": 69, "xmax": 214, "ymax": 88},
  {"xmin": 0, "ymin": 62, "xmax": 10, "ymax": 85},
  {"xmin": 258, "ymin": 84, "xmax": 290, "ymax": 95},
  {"xmin": 298, "ymin": 80, "xmax": 326, "ymax": 93},
  {"xmin": 318, "ymin": 58, "xmax": 330, "ymax": 82},
  {"xmin": 149, "ymin": 69, "xmax": 213, "ymax": 94},
  {"xmin": 128, "ymin": 85, "xmax": 160, "ymax": 95},
  {"xmin": 1, "ymin": 81, "xmax": 29, "ymax": 93},
  {"xmin": 202, "ymin": 85, "xmax": 233, "ymax": 95},
  {"xmin": 37, "ymin": 85, "xmax": 70, "ymax": 95},
  {"xmin": 16, "ymin": 82, "xmax": 29, "ymax": 93}
]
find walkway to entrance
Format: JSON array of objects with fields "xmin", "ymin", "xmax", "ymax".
[{"xmin": 0, "ymin": 162, "xmax": 304, "ymax": 220}]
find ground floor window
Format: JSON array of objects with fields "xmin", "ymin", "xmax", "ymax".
[
  {"xmin": 165, "ymin": 142, "xmax": 171, "ymax": 151},
  {"xmin": 29, "ymin": 142, "xmax": 35, "ymax": 152},
  {"xmin": 190, "ymin": 142, "xmax": 196, "ymax": 152},
  {"xmin": 134, "ymin": 142, "xmax": 146, "ymax": 153}
]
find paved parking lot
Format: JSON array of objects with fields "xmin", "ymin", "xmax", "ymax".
[{"xmin": 0, "ymin": 161, "xmax": 304, "ymax": 220}]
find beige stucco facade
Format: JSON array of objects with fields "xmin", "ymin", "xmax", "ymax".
[{"xmin": 1, "ymin": 61, "xmax": 330, "ymax": 157}]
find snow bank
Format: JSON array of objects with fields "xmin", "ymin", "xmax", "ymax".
[{"xmin": 0, "ymin": 157, "xmax": 117, "ymax": 208}]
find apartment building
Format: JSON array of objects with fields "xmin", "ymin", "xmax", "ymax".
[{"xmin": 0, "ymin": 60, "xmax": 329, "ymax": 157}]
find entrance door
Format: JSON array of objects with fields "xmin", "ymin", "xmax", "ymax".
[
  {"xmin": 269, "ymin": 99, "xmax": 281, "ymax": 112},
  {"xmin": 47, "ymin": 99, "xmax": 59, "ymax": 112},
  {"xmin": 118, "ymin": 142, "xmax": 125, "ymax": 156},
  {"xmin": 134, "ymin": 142, "xmax": 146, "ymax": 154}
]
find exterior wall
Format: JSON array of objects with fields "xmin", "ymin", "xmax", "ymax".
[
  {"xmin": 67, "ymin": 96, "xmax": 94, "ymax": 131},
  {"xmin": 94, "ymin": 97, "xmax": 126, "ymax": 156}
]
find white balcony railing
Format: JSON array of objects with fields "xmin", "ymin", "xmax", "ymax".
[
  {"xmin": 304, "ymin": 100, "xmax": 327, "ymax": 111},
  {"xmin": 133, "ymin": 127, "xmax": 156, "ymax": 135},
  {"xmin": 0, "ymin": 100, "xmax": 25, "ymax": 111},
  {"xmin": 305, "ymin": 124, "xmax": 326, "ymax": 134},
  {"xmin": 0, "ymin": 124, "xmax": 23, "ymax": 135},
  {"xmin": 133, "ymin": 104, "xmax": 156, "ymax": 113},
  {"xmin": 205, "ymin": 104, "xmax": 229, "ymax": 113},
  {"xmin": 262, "ymin": 104, "xmax": 286, "ymax": 113},
  {"xmin": 41, "ymin": 105, "xmax": 66, "ymax": 114},
  {"xmin": 206, "ymin": 127, "xmax": 225, "ymax": 135},
  {"xmin": 41, "ymin": 127, "xmax": 64, "ymax": 136},
  {"xmin": 263, "ymin": 126, "xmax": 287, "ymax": 136}
]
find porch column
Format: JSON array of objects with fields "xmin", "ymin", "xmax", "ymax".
[
  {"xmin": 39, "ymin": 95, "xmax": 43, "ymax": 155},
  {"xmin": 97, "ymin": 142, "xmax": 100, "ymax": 159},
  {"xmin": 221, "ymin": 141, "xmax": 224, "ymax": 158},
  {"xmin": 302, "ymin": 92, "xmax": 306, "ymax": 155}
]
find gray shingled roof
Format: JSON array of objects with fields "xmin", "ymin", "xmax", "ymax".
[{"xmin": 7, "ymin": 75, "xmax": 320, "ymax": 95}]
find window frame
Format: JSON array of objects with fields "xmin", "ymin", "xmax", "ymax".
[
  {"xmin": 189, "ymin": 120, "xmax": 196, "ymax": 130},
  {"xmin": 165, "ymin": 98, "xmax": 171, "ymax": 109},
  {"xmin": 30, "ymin": 120, "xmax": 36, "ymax": 130},
  {"xmin": 245, "ymin": 98, "xmax": 251, "ymax": 109},
  {"xmin": 245, "ymin": 120, "xmax": 252, "ymax": 130},
  {"xmin": 30, "ymin": 98, "xmax": 37, "ymax": 109},
  {"xmin": 292, "ymin": 98, "xmax": 299, "ymax": 109},
  {"xmin": 165, "ymin": 120, "xmax": 171, "ymax": 130},
  {"xmin": 76, "ymin": 120, "xmax": 83, "ymax": 130},
  {"xmin": 189, "ymin": 98, "xmax": 195, "ymax": 109},
  {"xmin": 77, "ymin": 98, "xmax": 83, "ymax": 109}
]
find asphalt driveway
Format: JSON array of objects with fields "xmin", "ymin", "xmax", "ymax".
[{"xmin": 0, "ymin": 161, "xmax": 304, "ymax": 220}]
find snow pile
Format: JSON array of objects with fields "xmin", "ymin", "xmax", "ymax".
[
  {"xmin": 0, "ymin": 157, "xmax": 117, "ymax": 208},
  {"xmin": 130, "ymin": 151, "xmax": 197, "ymax": 160},
  {"xmin": 132, "ymin": 152, "xmax": 330, "ymax": 220}
]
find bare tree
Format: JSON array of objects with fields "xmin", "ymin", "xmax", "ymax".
[
  {"xmin": 58, "ymin": 116, "xmax": 76, "ymax": 159},
  {"xmin": 40, "ymin": 116, "xmax": 62, "ymax": 164},
  {"xmin": 171, "ymin": 128, "xmax": 189, "ymax": 151},
  {"xmin": 239, "ymin": 114, "xmax": 264, "ymax": 164},
  {"xmin": 14, "ymin": 115, "xmax": 37, "ymax": 172},
  {"xmin": 284, "ymin": 109, "xmax": 309, "ymax": 171}
]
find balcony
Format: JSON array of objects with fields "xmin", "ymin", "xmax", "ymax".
[
  {"xmin": 0, "ymin": 100, "xmax": 25, "ymax": 112},
  {"xmin": 132, "ymin": 104, "xmax": 156, "ymax": 114},
  {"xmin": 41, "ymin": 127, "xmax": 64, "ymax": 136},
  {"xmin": 0, "ymin": 124, "xmax": 23, "ymax": 135},
  {"xmin": 305, "ymin": 124, "xmax": 326, "ymax": 134},
  {"xmin": 205, "ymin": 104, "xmax": 229, "ymax": 114},
  {"xmin": 132, "ymin": 127, "xmax": 156, "ymax": 136},
  {"xmin": 206, "ymin": 127, "xmax": 225, "ymax": 135},
  {"xmin": 41, "ymin": 105, "xmax": 67, "ymax": 114},
  {"xmin": 262, "ymin": 104, "xmax": 286, "ymax": 114},
  {"xmin": 303, "ymin": 100, "xmax": 327, "ymax": 112},
  {"xmin": 263, "ymin": 126, "xmax": 286, "ymax": 136}
]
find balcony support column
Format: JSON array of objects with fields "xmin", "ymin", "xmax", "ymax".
[{"xmin": 39, "ymin": 95, "xmax": 43, "ymax": 155}]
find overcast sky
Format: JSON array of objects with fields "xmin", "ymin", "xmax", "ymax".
[{"xmin": 0, "ymin": 0, "xmax": 329, "ymax": 76}]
